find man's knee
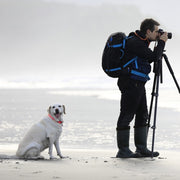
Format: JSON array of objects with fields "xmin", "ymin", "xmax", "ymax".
[
  {"xmin": 117, "ymin": 114, "xmax": 134, "ymax": 129},
  {"xmin": 135, "ymin": 112, "xmax": 148, "ymax": 127}
]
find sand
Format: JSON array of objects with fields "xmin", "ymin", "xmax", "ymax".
[{"xmin": 0, "ymin": 146, "xmax": 180, "ymax": 180}]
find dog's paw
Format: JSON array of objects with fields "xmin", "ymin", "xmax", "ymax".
[
  {"xmin": 37, "ymin": 155, "xmax": 45, "ymax": 160},
  {"xmin": 50, "ymin": 156, "xmax": 57, "ymax": 160},
  {"xmin": 59, "ymin": 155, "xmax": 69, "ymax": 159}
]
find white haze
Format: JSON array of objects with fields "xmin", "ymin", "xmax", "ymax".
[{"xmin": 0, "ymin": 0, "xmax": 180, "ymax": 89}]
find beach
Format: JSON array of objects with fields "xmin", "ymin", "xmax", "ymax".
[
  {"xmin": 1, "ymin": 147, "xmax": 180, "ymax": 180},
  {"xmin": 0, "ymin": 89, "xmax": 180, "ymax": 179}
]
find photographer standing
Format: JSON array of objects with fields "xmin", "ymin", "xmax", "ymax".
[{"xmin": 116, "ymin": 18, "xmax": 168, "ymax": 158}]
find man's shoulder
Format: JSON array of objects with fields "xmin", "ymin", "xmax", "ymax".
[
  {"xmin": 127, "ymin": 31, "xmax": 147, "ymax": 42},
  {"xmin": 126, "ymin": 34, "xmax": 142, "ymax": 47}
]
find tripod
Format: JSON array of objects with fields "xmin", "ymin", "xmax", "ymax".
[{"xmin": 148, "ymin": 53, "xmax": 180, "ymax": 158}]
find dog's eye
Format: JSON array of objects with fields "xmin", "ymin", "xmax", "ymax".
[
  {"xmin": 52, "ymin": 106, "xmax": 55, "ymax": 108},
  {"xmin": 58, "ymin": 105, "xmax": 61, "ymax": 107}
]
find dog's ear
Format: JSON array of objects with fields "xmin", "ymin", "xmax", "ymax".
[
  {"xmin": 62, "ymin": 105, "xmax": 66, "ymax": 114},
  {"xmin": 47, "ymin": 106, "xmax": 51, "ymax": 114}
]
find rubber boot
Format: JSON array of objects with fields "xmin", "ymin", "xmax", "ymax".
[
  {"xmin": 116, "ymin": 127, "xmax": 140, "ymax": 158},
  {"xmin": 134, "ymin": 126, "xmax": 159, "ymax": 157}
]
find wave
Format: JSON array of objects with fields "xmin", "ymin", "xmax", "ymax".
[
  {"xmin": 48, "ymin": 87, "xmax": 180, "ymax": 112},
  {"xmin": 0, "ymin": 77, "xmax": 179, "ymax": 111},
  {"xmin": 0, "ymin": 76, "xmax": 117, "ymax": 89}
]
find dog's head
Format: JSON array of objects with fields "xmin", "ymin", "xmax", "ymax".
[{"xmin": 47, "ymin": 104, "xmax": 66, "ymax": 122}]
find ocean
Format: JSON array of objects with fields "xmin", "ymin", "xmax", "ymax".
[{"xmin": 0, "ymin": 87, "xmax": 180, "ymax": 152}]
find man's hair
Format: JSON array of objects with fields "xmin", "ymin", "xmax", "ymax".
[{"xmin": 140, "ymin": 18, "xmax": 160, "ymax": 35}]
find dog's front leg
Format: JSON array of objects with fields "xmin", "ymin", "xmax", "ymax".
[
  {"xmin": 54, "ymin": 139, "xmax": 63, "ymax": 158},
  {"xmin": 48, "ymin": 138, "xmax": 56, "ymax": 159}
]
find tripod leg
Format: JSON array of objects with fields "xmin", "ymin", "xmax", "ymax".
[
  {"xmin": 147, "ymin": 74, "xmax": 157, "ymax": 135},
  {"xmin": 151, "ymin": 74, "xmax": 160, "ymax": 158},
  {"xmin": 163, "ymin": 54, "xmax": 180, "ymax": 93}
]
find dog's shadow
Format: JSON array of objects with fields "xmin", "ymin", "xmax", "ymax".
[{"xmin": 0, "ymin": 154, "xmax": 70, "ymax": 161}]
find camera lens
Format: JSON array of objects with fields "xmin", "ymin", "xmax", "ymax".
[
  {"xmin": 158, "ymin": 29, "xmax": 172, "ymax": 39},
  {"xmin": 168, "ymin": 33, "xmax": 172, "ymax": 39}
]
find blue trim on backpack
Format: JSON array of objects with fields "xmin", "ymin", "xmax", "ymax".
[
  {"xmin": 108, "ymin": 43, "xmax": 123, "ymax": 48},
  {"xmin": 131, "ymin": 70, "xmax": 150, "ymax": 80},
  {"xmin": 123, "ymin": 38, "xmax": 126, "ymax": 49},
  {"xmin": 135, "ymin": 60, "xmax": 138, "ymax": 69},
  {"xmin": 123, "ymin": 56, "xmax": 138, "ymax": 68},
  {"xmin": 105, "ymin": 56, "xmax": 149, "ymax": 80},
  {"xmin": 106, "ymin": 67, "xmax": 121, "ymax": 72},
  {"xmin": 120, "ymin": 49, "xmax": 124, "ymax": 59},
  {"xmin": 106, "ymin": 67, "xmax": 149, "ymax": 80},
  {"xmin": 106, "ymin": 56, "xmax": 137, "ymax": 72},
  {"xmin": 108, "ymin": 36, "xmax": 132, "ymax": 49}
]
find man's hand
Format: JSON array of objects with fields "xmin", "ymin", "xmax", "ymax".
[{"xmin": 160, "ymin": 32, "xmax": 168, "ymax": 42}]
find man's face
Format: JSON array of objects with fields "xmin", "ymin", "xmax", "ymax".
[{"xmin": 146, "ymin": 25, "xmax": 159, "ymax": 41}]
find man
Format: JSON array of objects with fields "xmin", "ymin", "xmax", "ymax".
[{"xmin": 116, "ymin": 18, "xmax": 168, "ymax": 158}]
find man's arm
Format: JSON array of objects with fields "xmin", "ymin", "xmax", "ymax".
[
  {"xmin": 130, "ymin": 39, "xmax": 165, "ymax": 63},
  {"xmin": 129, "ymin": 32, "xmax": 168, "ymax": 63}
]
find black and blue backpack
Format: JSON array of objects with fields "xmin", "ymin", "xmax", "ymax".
[
  {"xmin": 102, "ymin": 32, "xmax": 134, "ymax": 78},
  {"xmin": 102, "ymin": 32, "xmax": 150, "ymax": 80}
]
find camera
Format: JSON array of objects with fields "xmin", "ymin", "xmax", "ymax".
[{"xmin": 158, "ymin": 29, "xmax": 172, "ymax": 39}]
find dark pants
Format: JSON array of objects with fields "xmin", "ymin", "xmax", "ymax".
[{"xmin": 117, "ymin": 77, "xmax": 148, "ymax": 129}]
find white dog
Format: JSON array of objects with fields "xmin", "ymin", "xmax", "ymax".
[{"xmin": 16, "ymin": 104, "xmax": 66, "ymax": 160}]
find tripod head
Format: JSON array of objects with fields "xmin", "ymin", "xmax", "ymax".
[{"xmin": 152, "ymin": 50, "xmax": 165, "ymax": 84}]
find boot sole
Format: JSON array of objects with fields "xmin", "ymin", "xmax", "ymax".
[{"xmin": 116, "ymin": 153, "xmax": 141, "ymax": 158}]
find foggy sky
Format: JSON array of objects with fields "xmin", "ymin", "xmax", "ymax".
[{"xmin": 0, "ymin": 0, "xmax": 179, "ymax": 83}]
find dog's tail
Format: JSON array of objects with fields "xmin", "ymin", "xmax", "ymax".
[{"xmin": 0, "ymin": 154, "xmax": 19, "ymax": 160}]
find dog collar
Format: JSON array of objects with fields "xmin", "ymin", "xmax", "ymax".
[{"xmin": 48, "ymin": 114, "xmax": 63, "ymax": 124}]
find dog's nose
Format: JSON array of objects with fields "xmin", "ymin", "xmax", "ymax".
[{"xmin": 55, "ymin": 109, "xmax": 60, "ymax": 114}]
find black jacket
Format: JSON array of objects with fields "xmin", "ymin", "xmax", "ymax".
[{"xmin": 123, "ymin": 30, "xmax": 165, "ymax": 82}]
